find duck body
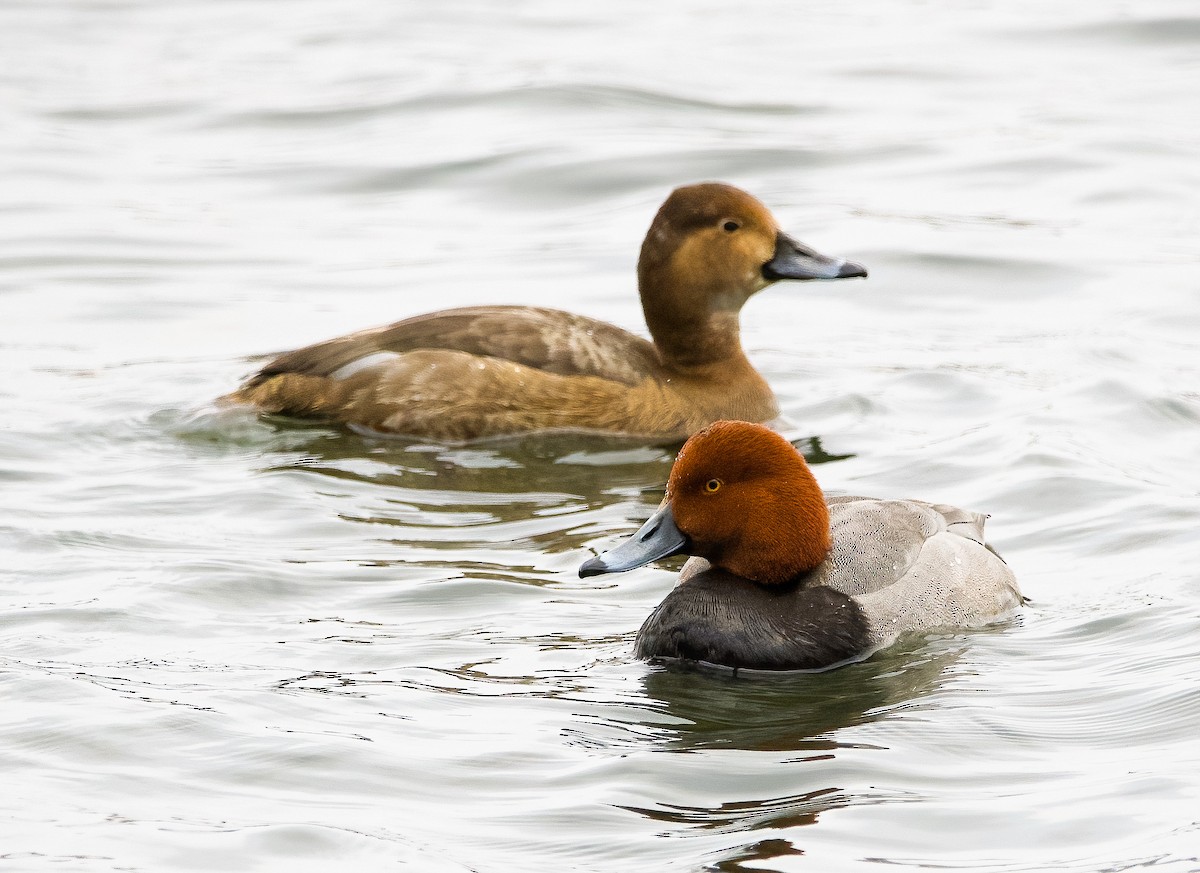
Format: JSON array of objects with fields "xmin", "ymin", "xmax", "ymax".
[
  {"xmin": 227, "ymin": 304, "xmax": 780, "ymax": 442},
  {"xmin": 580, "ymin": 421, "xmax": 1021, "ymax": 671},
  {"xmin": 222, "ymin": 183, "xmax": 866, "ymax": 442},
  {"xmin": 635, "ymin": 497, "xmax": 1020, "ymax": 670}
]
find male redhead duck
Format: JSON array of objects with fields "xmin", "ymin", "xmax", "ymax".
[
  {"xmin": 579, "ymin": 421, "xmax": 1022, "ymax": 671},
  {"xmin": 221, "ymin": 183, "xmax": 866, "ymax": 442}
]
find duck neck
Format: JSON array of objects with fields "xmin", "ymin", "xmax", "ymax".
[
  {"xmin": 638, "ymin": 264, "xmax": 753, "ymax": 371},
  {"xmin": 728, "ymin": 469, "xmax": 832, "ymax": 587}
]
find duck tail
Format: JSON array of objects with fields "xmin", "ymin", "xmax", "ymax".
[{"xmin": 218, "ymin": 373, "xmax": 344, "ymax": 419}]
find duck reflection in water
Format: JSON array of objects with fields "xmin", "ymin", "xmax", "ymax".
[
  {"xmin": 614, "ymin": 641, "xmax": 966, "ymax": 870},
  {"xmin": 633, "ymin": 636, "xmax": 964, "ymax": 752}
]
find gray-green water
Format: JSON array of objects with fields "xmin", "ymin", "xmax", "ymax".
[{"xmin": 2, "ymin": 1, "xmax": 1199, "ymax": 870}]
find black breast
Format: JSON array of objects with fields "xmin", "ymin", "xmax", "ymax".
[{"xmin": 633, "ymin": 570, "xmax": 871, "ymax": 671}]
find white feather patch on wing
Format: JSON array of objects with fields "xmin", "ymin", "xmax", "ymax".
[{"xmin": 330, "ymin": 351, "xmax": 402, "ymax": 381}]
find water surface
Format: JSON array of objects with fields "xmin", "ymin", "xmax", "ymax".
[{"xmin": 2, "ymin": 1, "xmax": 1199, "ymax": 870}]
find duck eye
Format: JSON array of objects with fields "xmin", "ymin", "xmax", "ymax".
[
  {"xmin": 722, "ymin": 220, "xmax": 740, "ymax": 233},
  {"xmin": 705, "ymin": 478, "xmax": 722, "ymax": 493}
]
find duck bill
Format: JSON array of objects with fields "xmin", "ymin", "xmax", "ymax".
[
  {"xmin": 763, "ymin": 231, "xmax": 867, "ymax": 281},
  {"xmin": 579, "ymin": 502, "xmax": 689, "ymax": 578}
]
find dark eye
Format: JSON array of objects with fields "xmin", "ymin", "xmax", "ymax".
[
  {"xmin": 705, "ymin": 478, "xmax": 722, "ymax": 493},
  {"xmin": 722, "ymin": 220, "xmax": 740, "ymax": 232}
]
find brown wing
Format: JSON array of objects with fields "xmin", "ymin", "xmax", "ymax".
[{"xmin": 243, "ymin": 305, "xmax": 662, "ymax": 389}]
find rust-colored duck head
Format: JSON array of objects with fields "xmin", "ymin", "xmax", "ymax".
[{"xmin": 580, "ymin": 420, "xmax": 832, "ymax": 585}]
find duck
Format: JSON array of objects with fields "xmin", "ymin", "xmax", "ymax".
[
  {"xmin": 579, "ymin": 420, "xmax": 1022, "ymax": 671},
  {"xmin": 220, "ymin": 183, "xmax": 866, "ymax": 442}
]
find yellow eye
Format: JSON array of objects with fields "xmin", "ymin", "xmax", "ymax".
[{"xmin": 705, "ymin": 478, "xmax": 722, "ymax": 493}]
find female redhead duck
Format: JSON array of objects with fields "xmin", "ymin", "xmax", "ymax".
[
  {"xmin": 221, "ymin": 183, "xmax": 866, "ymax": 442},
  {"xmin": 579, "ymin": 421, "xmax": 1022, "ymax": 671}
]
